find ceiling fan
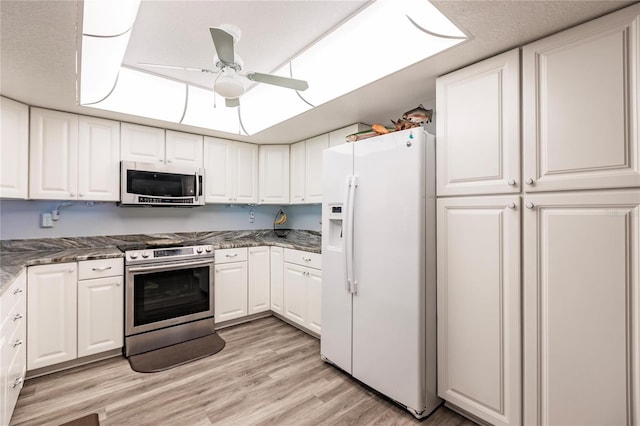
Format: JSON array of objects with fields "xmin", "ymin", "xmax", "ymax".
[{"xmin": 138, "ymin": 25, "xmax": 309, "ymax": 107}]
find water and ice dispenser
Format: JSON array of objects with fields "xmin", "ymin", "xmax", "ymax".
[{"xmin": 326, "ymin": 203, "xmax": 344, "ymax": 248}]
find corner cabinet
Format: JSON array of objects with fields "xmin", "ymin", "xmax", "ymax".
[
  {"xmin": 437, "ymin": 196, "xmax": 521, "ymax": 426},
  {"xmin": 204, "ymin": 137, "xmax": 258, "ymax": 204},
  {"xmin": 523, "ymin": 190, "xmax": 640, "ymax": 425},
  {"xmin": 0, "ymin": 97, "xmax": 29, "ymax": 199},
  {"xmin": 523, "ymin": 6, "xmax": 640, "ymax": 192},
  {"xmin": 436, "ymin": 49, "xmax": 520, "ymax": 196},
  {"xmin": 290, "ymin": 134, "xmax": 328, "ymax": 204},
  {"xmin": 258, "ymin": 145, "xmax": 290, "ymax": 204},
  {"xmin": 29, "ymin": 108, "xmax": 120, "ymax": 201}
]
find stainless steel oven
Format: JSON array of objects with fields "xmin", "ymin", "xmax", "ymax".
[{"xmin": 124, "ymin": 244, "xmax": 215, "ymax": 356}]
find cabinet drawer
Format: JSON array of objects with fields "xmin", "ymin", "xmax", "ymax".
[
  {"xmin": 4, "ymin": 334, "xmax": 26, "ymax": 422},
  {"xmin": 1, "ymin": 297, "xmax": 26, "ymax": 348},
  {"xmin": 215, "ymin": 247, "xmax": 248, "ymax": 264},
  {"xmin": 78, "ymin": 258, "xmax": 123, "ymax": 280},
  {"xmin": 284, "ymin": 248, "xmax": 321, "ymax": 269},
  {"xmin": 1, "ymin": 271, "xmax": 26, "ymax": 322}
]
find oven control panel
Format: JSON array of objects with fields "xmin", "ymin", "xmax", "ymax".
[{"xmin": 125, "ymin": 245, "xmax": 214, "ymax": 263}]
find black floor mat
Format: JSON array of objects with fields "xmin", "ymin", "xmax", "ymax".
[{"xmin": 128, "ymin": 333, "xmax": 226, "ymax": 373}]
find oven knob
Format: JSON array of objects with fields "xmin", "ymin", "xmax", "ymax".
[
  {"xmin": 129, "ymin": 252, "xmax": 139, "ymax": 259},
  {"xmin": 196, "ymin": 246, "xmax": 204, "ymax": 254},
  {"xmin": 142, "ymin": 251, "xmax": 151, "ymax": 258},
  {"xmin": 205, "ymin": 245, "xmax": 212, "ymax": 253}
]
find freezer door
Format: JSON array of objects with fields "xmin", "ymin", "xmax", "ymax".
[
  {"xmin": 321, "ymin": 142, "xmax": 353, "ymax": 373},
  {"xmin": 351, "ymin": 129, "xmax": 427, "ymax": 411}
]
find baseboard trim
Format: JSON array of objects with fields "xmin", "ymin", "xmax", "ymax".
[{"xmin": 26, "ymin": 348, "xmax": 123, "ymax": 379}]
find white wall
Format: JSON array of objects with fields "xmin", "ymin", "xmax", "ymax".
[{"xmin": 0, "ymin": 200, "xmax": 321, "ymax": 240}]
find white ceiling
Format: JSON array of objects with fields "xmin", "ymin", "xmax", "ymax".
[{"xmin": 1, "ymin": 0, "xmax": 636, "ymax": 144}]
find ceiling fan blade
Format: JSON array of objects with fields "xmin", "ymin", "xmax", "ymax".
[
  {"xmin": 225, "ymin": 97, "xmax": 240, "ymax": 107},
  {"xmin": 209, "ymin": 27, "xmax": 235, "ymax": 66},
  {"xmin": 245, "ymin": 72, "xmax": 309, "ymax": 91},
  {"xmin": 137, "ymin": 62, "xmax": 216, "ymax": 74}
]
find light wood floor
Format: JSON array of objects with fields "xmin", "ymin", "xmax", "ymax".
[{"xmin": 11, "ymin": 317, "xmax": 475, "ymax": 426}]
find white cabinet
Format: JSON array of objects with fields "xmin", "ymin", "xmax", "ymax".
[
  {"xmin": 283, "ymin": 249, "xmax": 322, "ymax": 335},
  {"xmin": 165, "ymin": 130, "xmax": 203, "ymax": 168},
  {"xmin": 214, "ymin": 248, "xmax": 248, "ymax": 322},
  {"xmin": 270, "ymin": 246, "xmax": 284, "ymax": 315},
  {"xmin": 77, "ymin": 258, "xmax": 124, "ymax": 358},
  {"xmin": 436, "ymin": 49, "xmax": 520, "ymax": 197},
  {"xmin": 27, "ymin": 262, "xmax": 78, "ymax": 370},
  {"xmin": 328, "ymin": 123, "xmax": 369, "ymax": 147},
  {"xmin": 437, "ymin": 196, "xmax": 521, "ymax": 426},
  {"xmin": 248, "ymin": 246, "xmax": 270, "ymax": 314},
  {"xmin": 0, "ymin": 97, "xmax": 29, "ymax": 199},
  {"xmin": 290, "ymin": 134, "xmax": 328, "ymax": 204},
  {"xmin": 523, "ymin": 6, "xmax": 640, "ymax": 193},
  {"xmin": 30, "ymin": 108, "xmax": 120, "ymax": 201},
  {"xmin": 258, "ymin": 145, "xmax": 289, "ymax": 204},
  {"xmin": 0, "ymin": 269, "xmax": 26, "ymax": 426},
  {"xmin": 523, "ymin": 190, "xmax": 640, "ymax": 426},
  {"xmin": 204, "ymin": 137, "xmax": 258, "ymax": 203},
  {"xmin": 120, "ymin": 123, "xmax": 165, "ymax": 164}
]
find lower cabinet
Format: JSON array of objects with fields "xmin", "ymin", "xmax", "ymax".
[
  {"xmin": 1, "ymin": 269, "xmax": 27, "ymax": 426},
  {"xmin": 214, "ymin": 257, "xmax": 248, "ymax": 322},
  {"xmin": 283, "ymin": 249, "xmax": 322, "ymax": 335},
  {"xmin": 248, "ymin": 246, "xmax": 270, "ymax": 314},
  {"xmin": 436, "ymin": 195, "xmax": 521, "ymax": 426},
  {"xmin": 27, "ymin": 259, "xmax": 123, "ymax": 371},
  {"xmin": 270, "ymin": 246, "xmax": 284, "ymax": 315}
]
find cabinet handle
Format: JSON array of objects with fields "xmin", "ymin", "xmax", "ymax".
[
  {"xmin": 79, "ymin": 193, "xmax": 85, "ymax": 197},
  {"xmin": 167, "ymin": 159, "xmax": 172, "ymax": 163},
  {"xmin": 12, "ymin": 378, "xmax": 23, "ymax": 388},
  {"xmin": 507, "ymin": 179, "xmax": 516, "ymax": 186},
  {"xmin": 12, "ymin": 339, "xmax": 23, "ymax": 348},
  {"xmin": 216, "ymin": 269, "xmax": 220, "ymax": 273},
  {"xmin": 92, "ymin": 266, "xmax": 112, "ymax": 272},
  {"xmin": 13, "ymin": 313, "xmax": 23, "ymax": 322},
  {"xmin": 507, "ymin": 203, "xmax": 516, "ymax": 210},
  {"xmin": 69, "ymin": 192, "xmax": 76, "ymax": 196},
  {"xmin": 13, "ymin": 288, "xmax": 23, "ymax": 295},
  {"xmin": 226, "ymin": 254, "xmax": 238, "ymax": 257},
  {"xmin": 302, "ymin": 257, "xmax": 311, "ymax": 262},
  {"xmin": 525, "ymin": 177, "xmax": 535, "ymax": 185},
  {"xmin": 68, "ymin": 268, "xmax": 75, "ymax": 273},
  {"xmin": 526, "ymin": 202, "xmax": 535, "ymax": 209}
]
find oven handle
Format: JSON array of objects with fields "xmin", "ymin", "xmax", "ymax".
[{"xmin": 127, "ymin": 259, "xmax": 213, "ymax": 273}]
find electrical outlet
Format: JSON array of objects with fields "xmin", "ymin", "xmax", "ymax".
[
  {"xmin": 40, "ymin": 213, "xmax": 54, "ymax": 228},
  {"xmin": 249, "ymin": 210, "xmax": 255, "ymax": 223}
]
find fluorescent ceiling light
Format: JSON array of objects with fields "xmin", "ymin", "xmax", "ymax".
[{"xmin": 79, "ymin": 0, "xmax": 465, "ymax": 136}]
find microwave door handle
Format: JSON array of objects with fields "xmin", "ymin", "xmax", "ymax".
[{"xmin": 195, "ymin": 171, "xmax": 199, "ymax": 201}]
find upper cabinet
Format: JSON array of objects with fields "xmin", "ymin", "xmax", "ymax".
[
  {"xmin": 204, "ymin": 137, "xmax": 258, "ymax": 203},
  {"xmin": 0, "ymin": 97, "xmax": 29, "ymax": 199},
  {"xmin": 290, "ymin": 133, "xmax": 328, "ymax": 204},
  {"xmin": 328, "ymin": 123, "xmax": 369, "ymax": 147},
  {"xmin": 436, "ymin": 49, "xmax": 521, "ymax": 196},
  {"xmin": 258, "ymin": 145, "xmax": 289, "ymax": 204},
  {"xmin": 523, "ymin": 6, "xmax": 640, "ymax": 192},
  {"xmin": 120, "ymin": 123, "xmax": 165, "ymax": 163},
  {"xmin": 29, "ymin": 108, "xmax": 120, "ymax": 201},
  {"xmin": 165, "ymin": 130, "xmax": 203, "ymax": 168}
]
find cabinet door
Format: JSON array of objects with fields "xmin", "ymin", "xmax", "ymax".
[
  {"xmin": 248, "ymin": 246, "xmax": 270, "ymax": 315},
  {"xmin": 235, "ymin": 142, "xmax": 258, "ymax": 203},
  {"xmin": 27, "ymin": 263, "xmax": 77, "ymax": 370},
  {"xmin": 283, "ymin": 263, "xmax": 307, "ymax": 326},
  {"xmin": 29, "ymin": 108, "xmax": 79, "ymax": 200},
  {"xmin": 306, "ymin": 267, "xmax": 322, "ymax": 335},
  {"xmin": 329, "ymin": 123, "xmax": 368, "ymax": 148},
  {"xmin": 523, "ymin": 190, "xmax": 640, "ymax": 426},
  {"xmin": 258, "ymin": 145, "xmax": 290, "ymax": 204},
  {"xmin": 436, "ymin": 49, "xmax": 520, "ymax": 196},
  {"xmin": 305, "ymin": 134, "xmax": 329, "ymax": 203},
  {"xmin": 121, "ymin": 123, "xmax": 165, "ymax": 163},
  {"xmin": 290, "ymin": 141, "xmax": 306, "ymax": 204},
  {"xmin": 523, "ymin": 6, "xmax": 640, "ymax": 192},
  {"xmin": 165, "ymin": 130, "xmax": 203, "ymax": 168},
  {"xmin": 204, "ymin": 137, "xmax": 233, "ymax": 203},
  {"xmin": 0, "ymin": 97, "xmax": 28, "ymax": 199},
  {"xmin": 214, "ymin": 262, "xmax": 248, "ymax": 322},
  {"xmin": 270, "ymin": 246, "xmax": 284, "ymax": 315},
  {"xmin": 77, "ymin": 276, "xmax": 124, "ymax": 357},
  {"xmin": 77, "ymin": 116, "xmax": 121, "ymax": 201},
  {"xmin": 437, "ymin": 195, "xmax": 521, "ymax": 426}
]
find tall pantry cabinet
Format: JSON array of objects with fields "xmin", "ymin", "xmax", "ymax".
[{"xmin": 436, "ymin": 5, "xmax": 640, "ymax": 426}]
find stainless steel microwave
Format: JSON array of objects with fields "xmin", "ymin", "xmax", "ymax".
[{"xmin": 120, "ymin": 161, "xmax": 205, "ymax": 206}]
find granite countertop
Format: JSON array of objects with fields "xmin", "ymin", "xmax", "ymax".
[{"xmin": 0, "ymin": 229, "xmax": 321, "ymax": 296}]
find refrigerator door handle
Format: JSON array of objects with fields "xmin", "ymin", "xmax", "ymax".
[
  {"xmin": 344, "ymin": 175, "xmax": 353, "ymax": 292},
  {"xmin": 346, "ymin": 175, "xmax": 357, "ymax": 294}
]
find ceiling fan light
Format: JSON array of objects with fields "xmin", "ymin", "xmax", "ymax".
[{"xmin": 215, "ymin": 73, "xmax": 245, "ymax": 99}]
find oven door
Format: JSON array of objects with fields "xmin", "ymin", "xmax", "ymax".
[{"xmin": 125, "ymin": 258, "xmax": 214, "ymax": 336}]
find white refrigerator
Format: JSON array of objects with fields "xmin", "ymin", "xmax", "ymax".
[{"xmin": 321, "ymin": 128, "xmax": 440, "ymax": 418}]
